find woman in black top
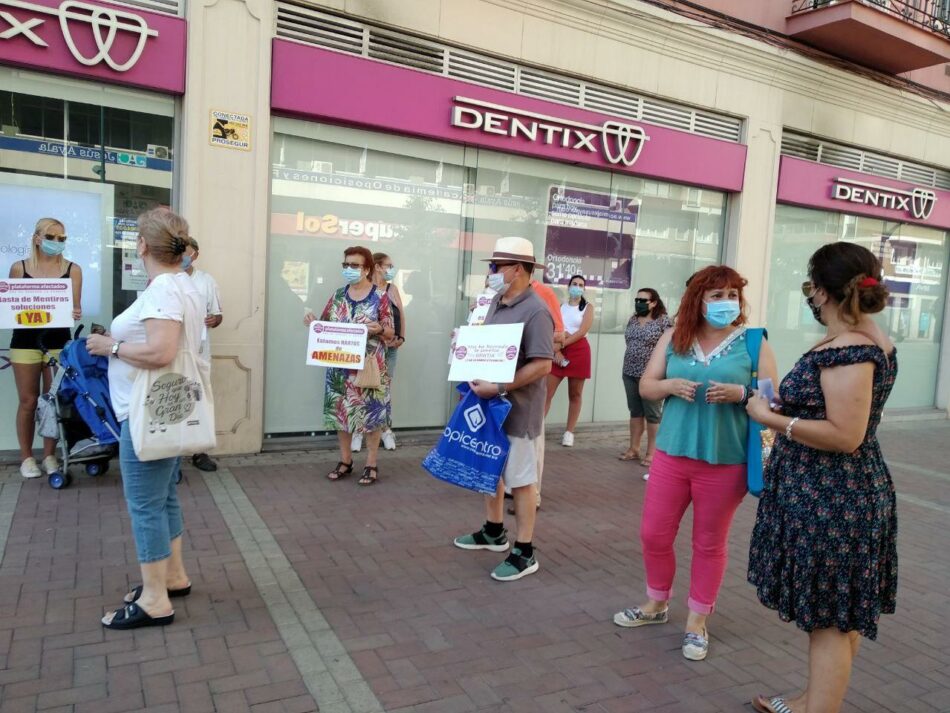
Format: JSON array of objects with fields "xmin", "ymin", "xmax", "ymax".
[
  {"xmin": 371, "ymin": 252, "xmax": 405, "ymax": 451},
  {"xmin": 8, "ymin": 218, "xmax": 83, "ymax": 479}
]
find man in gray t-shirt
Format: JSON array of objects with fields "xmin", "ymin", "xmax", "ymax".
[{"xmin": 453, "ymin": 237, "xmax": 554, "ymax": 582}]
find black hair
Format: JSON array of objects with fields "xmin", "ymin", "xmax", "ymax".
[
  {"xmin": 635, "ymin": 287, "xmax": 667, "ymax": 319},
  {"xmin": 568, "ymin": 274, "xmax": 588, "ymax": 311},
  {"xmin": 808, "ymin": 243, "xmax": 888, "ymax": 325}
]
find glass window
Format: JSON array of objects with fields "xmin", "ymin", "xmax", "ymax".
[
  {"xmin": 0, "ymin": 82, "xmax": 175, "ymax": 452},
  {"xmin": 768, "ymin": 205, "xmax": 948, "ymax": 408},
  {"xmin": 265, "ymin": 121, "xmax": 729, "ymax": 436}
]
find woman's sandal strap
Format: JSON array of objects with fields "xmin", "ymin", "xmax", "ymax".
[
  {"xmin": 358, "ymin": 465, "xmax": 378, "ymax": 486},
  {"xmin": 327, "ymin": 461, "xmax": 354, "ymax": 480}
]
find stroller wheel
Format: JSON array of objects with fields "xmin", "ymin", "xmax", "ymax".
[
  {"xmin": 85, "ymin": 461, "xmax": 107, "ymax": 477},
  {"xmin": 48, "ymin": 471, "xmax": 68, "ymax": 489}
]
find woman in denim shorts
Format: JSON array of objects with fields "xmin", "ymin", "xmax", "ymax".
[{"xmin": 87, "ymin": 207, "xmax": 204, "ymax": 630}]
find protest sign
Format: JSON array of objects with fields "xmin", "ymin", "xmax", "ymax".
[{"xmin": 306, "ymin": 321, "xmax": 367, "ymax": 369}]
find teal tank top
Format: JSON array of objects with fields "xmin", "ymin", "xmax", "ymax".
[{"xmin": 656, "ymin": 328, "xmax": 752, "ymax": 465}]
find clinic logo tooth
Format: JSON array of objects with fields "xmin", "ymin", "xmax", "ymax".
[
  {"xmin": 911, "ymin": 187, "xmax": 936, "ymax": 221},
  {"xmin": 463, "ymin": 404, "xmax": 486, "ymax": 433},
  {"xmin": 0, "ymin": 0, "xmax": 159, "ymax": 73},
  {"xmin": 601, "ymin": 121, "xmax": 648, "ymax": 167},
  {"xmin": 832, "ymin": 178, "xmax": 937, "ymax": 222}
]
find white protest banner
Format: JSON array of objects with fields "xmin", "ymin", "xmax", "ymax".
[
  {"xmin": 0, "ymin": 279, "xmax": 74, "ymax": 330},
  {"xmin": 306, "ymin": 321, "xmax": 368, "ymax": 369},
  {"xmin": 467, "ymin": 291, "xmax": 496, "ymax": 326},
  {"xmin": 448, "ymin": 323, "xmax": 524, "ymax": 383}
]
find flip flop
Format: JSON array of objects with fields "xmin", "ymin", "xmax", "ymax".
[
  {"xmin": 640, "ymin": 455, "xmax": 653, "ymax": 467},
  {"xmin": 751, "ymin": 695, "xmax": 794, "ymax": 713},
  {"xmin": 618, "ymin": 451, "xmax": 640, "ymax": 461},
  {"xmin": 102, "ymin": 602, "xmax": 174, "ymax": 630}
]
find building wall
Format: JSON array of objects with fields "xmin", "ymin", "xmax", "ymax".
[{"xmin": 182, "ymin": 0, "xmax": 950, "ymax": 453}]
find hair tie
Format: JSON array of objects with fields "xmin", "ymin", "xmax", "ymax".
[{"xmin": 859, "ymin": 277, "xmax": 879, "ymax": 288}]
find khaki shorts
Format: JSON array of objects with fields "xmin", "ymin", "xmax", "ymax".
[
  {"xmin": 501, "ymin": 435, "xmax": 540, "ymax": 489},
  {"xmin": 9, "ymin": 348, "xmax": 60, "ymax": 366}
]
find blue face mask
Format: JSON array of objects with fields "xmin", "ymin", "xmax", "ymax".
[
  {"xmin": 568, "ymin": 285, "xmax": 584, "ymax": 299},
  {"xmin": 704, "ymin": 299, "xmax": 741, "ymax": 329},
  {"xmin": 40, "ymin": 239, "xmax": 66, "ymax": 256},
  {"xmin": 384, "ymin": 267, "xmax": 396, "ymax": 282},
  {"xmin": 487, "ymin": 272, "xmax": 508, "ymax": 295},
  {"xmin": 342, "ymin": 266, "xmax": 363, "ymax": 284},
  {"xmin": 181, "ymin": 255, "xmax": 193, "ymax": 270}
]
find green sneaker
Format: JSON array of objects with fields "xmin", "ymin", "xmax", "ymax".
[
  {"xmin": 454, "ymin": 526, "xmax": 509, "ymax": 552},
  {"xmin": 490, "ymin": 547, "xmax": 539, "ymax": 581}
]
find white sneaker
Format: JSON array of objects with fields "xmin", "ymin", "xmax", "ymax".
[
  {"xmin": 561, "ymin": 431, "xmax": 574, "ymax": 447},
  {"xmin": 351, "ymin": 432, "xmax": 363, "ymax": 452},
  {"xmin": 20, "ymin": 457, "xmax": 42, "ymax": 479},
  {"xmin": 642, "ymin": 472, "xmax": 650, "ymax": 481},
  {"xmin": 42, "ymin": 455, "xmax": 60, "ymax": 474},
  {"xmin": 381, "ymin": 429, "xmax": 396, "ymax": 450}
]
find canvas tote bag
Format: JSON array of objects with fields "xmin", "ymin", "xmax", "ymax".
[{"xmin": 129, "ymin": 278, "xmax": 216, "ymax": 461}]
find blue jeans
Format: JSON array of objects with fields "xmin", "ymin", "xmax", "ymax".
[{"xmin": 119, "ymin": 420, "xmax": 183, "ymax": 563}]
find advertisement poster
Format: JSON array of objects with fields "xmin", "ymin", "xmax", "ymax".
[
  {"xmin": 116, "ymin": 217, "xmax": 148, "ymax": 292},
  {"xmin": 448, "ymin": 324, "xmax": 524, "ymax": 383},
  {"xmin": 210, "ymin": 110, "xmax": 251, "ymax": 151},
  {"xmin": 0, "ymin": 279, "xmax": 74, "ymax": 329},
  {"xmin": 542, "ymin": 186, "xmax": 638, "ymax": 289},
  {"xmin": 305, "ymin": 321, "xmax": 368, "ymax": 369}
]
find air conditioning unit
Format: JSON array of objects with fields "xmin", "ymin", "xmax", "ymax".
[
  {"xmin": 311, "ymin": 161, "xmax": 333, "ymax": 173},
  {"xmin": 147, "ymin": 144, "xmax": 169, "ymax": 159}
]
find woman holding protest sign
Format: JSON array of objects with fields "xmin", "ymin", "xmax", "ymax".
[
  {"xmin": 304, "ymin": 246, "xmax": 394, "ymax": 485},
  {"xmin": 8, "ymin": 217, "xmax": 83, "ymax": 480}
]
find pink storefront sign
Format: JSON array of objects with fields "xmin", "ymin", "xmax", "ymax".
[
  {"xmin": 777, "ymin": 156, "xmax": 950, "ymax": 230},
  {"xmin": 0, "ymin": 0, "xmax": 186, "ymax": 94},
  {"xmin": 270, "ymin": 40, "xmax": 746, "ymax": 192}
]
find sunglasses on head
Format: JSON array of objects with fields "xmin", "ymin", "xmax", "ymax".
[
  {"xmin": 488, "ymin": 261, "xmax": 518, "ymax": 274},
  {"xmin": 43, "ymin": 233, "xmax": 67, "ymax": 242},
  {"xmin": 342, "ymin": 261, "xmax": 364, "ymax": 269}
]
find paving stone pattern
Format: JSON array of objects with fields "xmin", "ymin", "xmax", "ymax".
[{"xmin": 0, "ymin": 420, "xmax": 948, "ymax": 712}]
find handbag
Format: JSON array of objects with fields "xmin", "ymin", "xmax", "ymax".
[
  {"xmin": 745, "ymin": 327, "xmax": 769, "ymax": 496},
  {"xmin": 129, "ymin": 279, "xmax": 217, "ymax": 461},
  {"xmin": 353, "ymin": 346, "xmax": 382, "ymax": 388},
  {"xmin": 422, "ymin": 383, "xmax": 512, "ymax": 495}
]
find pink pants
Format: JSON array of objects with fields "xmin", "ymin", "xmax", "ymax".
[{"xmin": 640, "ymin": 450, "xmax": 747, "ymax": 615}]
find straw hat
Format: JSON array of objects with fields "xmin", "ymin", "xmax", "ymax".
[{"xmin": 481, "ymin": 236, "xmax": 543, "ymax": 269}]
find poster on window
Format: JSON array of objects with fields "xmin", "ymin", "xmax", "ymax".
[
  {"xmin": 542, "ymin": 186, "xmax": 638, "ymax": 289},
  {"xmin": 115, "ymin": 218, "xmax": 148, "ymax": 292}
]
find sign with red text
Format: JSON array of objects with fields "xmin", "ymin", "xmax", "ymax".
[
  {"xmin": 0, "ymin": 278, "xmax": 74, "ymax": 329},
  {"xmin": 305, "ymin": 320, "xmax": 367, "ymax": 369},
  {"xmin": 448, "ymin": 324, "xmax": 523, "ymax": 383}
]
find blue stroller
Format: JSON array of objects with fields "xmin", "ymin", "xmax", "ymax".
[{"xmin": 37, "ymin": 328, "xmax": 120, "ymax": 489}]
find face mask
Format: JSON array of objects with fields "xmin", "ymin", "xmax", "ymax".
[
  {"xmin": 384, "ymin": 267, "xmax": 396, "ymax": 282},
  {"xmin": 704, "ymin": 299, "xmax": 741, "ymax": 329},
  {"xmin": 568, "ymin": 285, "xmax": 584, "ymax": 299},
  {"xmin": 634, "ymin": 302, "xmax": 650, "ymax": 317},
  {"xmin": 342, "ymin": 267, "xmax": 363, "ymax": 284},
  {"xmin": 487, "ymin": 272, "xmax": 509, "ymax": 295},
  {"xmin": 806, "ymin": 293, "xmax": 825, "ymax": 325},
  {"xmin": 40, "ymin": 239, "xmax": 66, "ymax": 256},
  {"xmin": 181, "ymin": 255, "xmax": 193, "ymax": 270}
]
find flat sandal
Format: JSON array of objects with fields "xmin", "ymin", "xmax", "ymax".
[
  {"xmin": 358, "ymin": 465, "xmax": 378, "ymax": 486},
  {"xmin": 327, "ymin": 461, "xmax": 353, "ymax": 480}
]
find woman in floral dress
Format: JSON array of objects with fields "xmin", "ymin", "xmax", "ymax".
[
  {"xmin": 746, "ymin": 242, "xmax": 897, "ymax": 713},
  {"xmin": 304, "ymin": 245, "xmax": 394, "ymax": 485}
]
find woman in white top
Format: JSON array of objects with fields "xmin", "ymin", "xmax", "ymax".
[
  {"xmin": 87, "ymin": 207, "xmax": 204, "ymax": 631},
  {"xmin": 544, "ymin": 274, "xmax": 595, "ymax": 447}
]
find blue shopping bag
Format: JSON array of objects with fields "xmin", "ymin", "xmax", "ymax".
[{"xmin": 422, "ymin": 383, "xmax": 512, "ymax": 495}]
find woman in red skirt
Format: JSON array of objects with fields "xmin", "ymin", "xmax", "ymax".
[{"xmin": 544, "ymin": 275, "xmax": 594, "ymax": 447}]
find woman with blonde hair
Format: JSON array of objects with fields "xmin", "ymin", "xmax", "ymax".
[
  {"xmin": 87, "ymin": 207, "xmax": 203, "ymax": 629},
  {"xmin": 8, "ymin": 218, "xmax": 83, "ymax": 479}
]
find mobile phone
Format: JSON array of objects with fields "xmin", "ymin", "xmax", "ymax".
[{"xmin": 758, "ymin": 377, "xmax": 779, "ymax": 407}]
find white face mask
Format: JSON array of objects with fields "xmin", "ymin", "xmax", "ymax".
[{"xmin": 487, "ymin": 272, "xmax": 509, "ymax": 295}]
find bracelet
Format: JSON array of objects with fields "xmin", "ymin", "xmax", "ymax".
[
  {"xmin": 785, "ymin": 417, "xmax": 800, "ymax": 441},
  {"xmin": 737, "ymin": 385, "xmax": 748, "ymax": 405}
]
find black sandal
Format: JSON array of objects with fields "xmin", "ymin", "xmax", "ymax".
[
  {"xmin": 327, "ymin": 461, "xmax": 354, "ymax": 480},
  {"xmin": 102, "ymin": 602, "xmax": 174, "ymax": 630},
  {"xmin": 358, "ymin": 465, "xmax": 378, "ymax": 486},
  {"xmin": 124, "ymin": 583, "xmax": 192, "ymax": 604}
]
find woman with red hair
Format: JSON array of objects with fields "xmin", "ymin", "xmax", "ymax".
[{"xmin": 612, "ymin": 265, "xmax": 777, "ymax": 662}]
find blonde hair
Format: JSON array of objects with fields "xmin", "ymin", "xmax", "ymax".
[
  {"xmin": 27, "ymin": 217, "xmax": 66, "ymax": 272},
  {"xmin": 137, "ymin": 207, "xmax": 189, "ymax": 265}
]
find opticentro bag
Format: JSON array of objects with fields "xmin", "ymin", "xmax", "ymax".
[
  {"xmin": 129, "ymin": 280, "xmax": 216, "ymax": 461},
  {"xmin": 422, "ymin": 383, "xmax": 512, "ymax": 495}
]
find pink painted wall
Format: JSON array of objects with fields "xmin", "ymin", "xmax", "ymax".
[
  {"xmin": 777, "ymin": 156, "xmax": 950, "ymax": 230},
  {"xmin": 0, "ymin": 0, "xmax": 186, "ymax": 94},
  {"xmin": 270, "ymin": 41, "xmax": 747, "ymax": 192}
]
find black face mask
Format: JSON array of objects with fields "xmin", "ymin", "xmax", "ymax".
[
  {"xmin": 634, "ymin": 302, "xmax": 650, "ymax": 317},
  {"xmin": 806, "ymin": 294, "xmax": 825, "ymax": 325}
]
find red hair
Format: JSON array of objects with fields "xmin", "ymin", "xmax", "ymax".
[{"xmin": 672, "ymin": 265, "xmax": 749, "ymax": 354}]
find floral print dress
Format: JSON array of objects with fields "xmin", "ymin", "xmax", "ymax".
[
  {"xmin": 748, "ymin": 344, "xmax": 898, "ymax": 640},
  {"xmin": 320, "ymin": 285, "xmax": 393, "ymax": 433}
]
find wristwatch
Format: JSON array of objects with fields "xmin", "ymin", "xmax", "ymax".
[
  {"xmin": 111, "ymin": 340, "xmax": 123, "ymax": 358},
  {"xmin": 496, "ymin": 382, "xmax": 508, "ymax": 397}
]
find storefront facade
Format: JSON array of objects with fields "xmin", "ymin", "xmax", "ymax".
[{"xmin": 1, "ymin": 0, "xmax": 948, "ymax": 455}]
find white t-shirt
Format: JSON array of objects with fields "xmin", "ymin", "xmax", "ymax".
[
  {"xmin": 188, "ymin": 267, "xmax": 222, "ymax": 359},
  {"xmin": 108, "ymin": 272, "xmax": 205, "ymax": 422}
]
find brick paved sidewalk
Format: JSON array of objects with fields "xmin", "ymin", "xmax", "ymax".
[{"xmin": 0, "ymin": 420, "xmax": 947, "ymax": 712}]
